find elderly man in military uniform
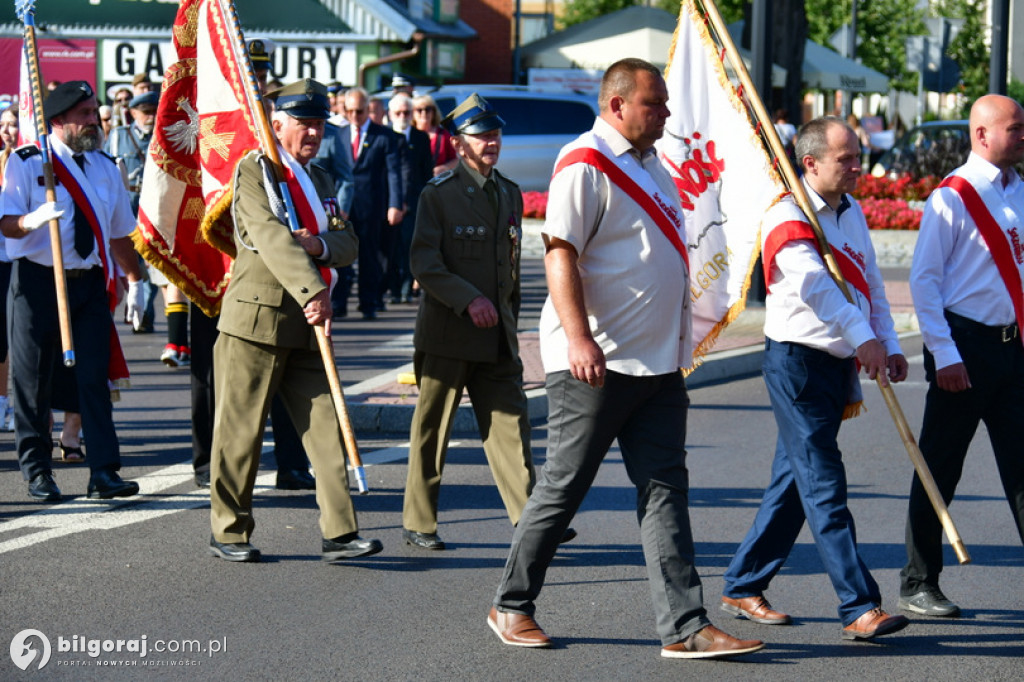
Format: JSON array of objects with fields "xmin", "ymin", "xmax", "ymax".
[
  {"xmin": 402, "ymin": 94, "xmax": 537, "ymax": 550},
  {"xmin": 207, "ymin": 79, "xmax": 381, "ymax": 563}
]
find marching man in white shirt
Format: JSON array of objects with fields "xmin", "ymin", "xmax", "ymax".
[
  {"xmin": 722, "ymin": 116, "xmax": 910, "ymax": 641},
  {"xmin": 900, "ymin": 94, "xmax": 1024, "ymax": 618}
]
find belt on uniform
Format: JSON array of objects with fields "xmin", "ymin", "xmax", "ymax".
[
  {"xmin": 945, "ymin": 310, "xmax": 1019, "ymax": 343},
  {"xmin": 65, "ymin": 267, "xmax": 100, "ymax": 279}
]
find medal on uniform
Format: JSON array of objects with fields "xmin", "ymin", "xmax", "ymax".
[{"xmin": 508, "ymin": 216, "xmax": 519, "ymax": 280}]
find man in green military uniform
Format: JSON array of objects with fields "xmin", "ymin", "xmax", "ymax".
[
  {"xmin": 208, "ymin": 78, "xmax": 382, "ymax": 563},
  {"xmin": 402, "ymin": 94, "xmax": 537, "ymax": 550}
]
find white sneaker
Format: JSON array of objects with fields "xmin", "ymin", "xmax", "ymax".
[{"xmin": 160, "ymin": 344, "xmax": 181, "ymax": 367}]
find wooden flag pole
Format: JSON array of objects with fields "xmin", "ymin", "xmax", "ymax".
[{"xmin": 698, "ymin": 0, "xmax": 969, "ymax": 564}]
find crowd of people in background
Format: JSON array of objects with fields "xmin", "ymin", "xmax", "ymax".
[{"xmin": 1, "ymin": 45, "xmax": 1022, "ymax": 662}]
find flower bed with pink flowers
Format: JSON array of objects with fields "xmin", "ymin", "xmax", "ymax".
[{"xmin": 522, "ymin": 176, "xmax": 940, "ymax": 230}]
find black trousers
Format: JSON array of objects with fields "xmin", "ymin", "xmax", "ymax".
[
  {"xmin": 10, "ymin": 259, "xmax": 121, "ymax": 479},
  {"xmin": 190, "ymin": 303, "xmax": 309, "ymax": 475},
  {"xmin": 901, "ymin": 314, "xmax": 1024, "ymax": 594}
]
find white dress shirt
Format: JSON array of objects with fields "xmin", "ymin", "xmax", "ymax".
[
  {"xmin": 910, "ymin": 152, "xmax": 1024, "ymax": 369},
  {"xmin": 762, "ymin": 179, "xmax": 900, "ymax": 359}
]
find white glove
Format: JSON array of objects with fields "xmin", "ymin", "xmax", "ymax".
[
  {"xmin": 22, "ymin": 201, "xmax": 64, "ymax": 231},
  {"xmin": 126, "ymin": 280, "xmax": 145, "ymax": 331}
]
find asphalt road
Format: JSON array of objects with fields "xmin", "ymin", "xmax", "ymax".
[{"xmin": 1, "ymin": 267, "xmax": 1022, "ymax": 680}]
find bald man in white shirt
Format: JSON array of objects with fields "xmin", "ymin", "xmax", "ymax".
[{"xmin": 900, "ymin": 94, "xmax": 1024, "ymax": 618}]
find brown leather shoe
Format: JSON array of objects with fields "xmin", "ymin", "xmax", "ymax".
[
  {"xmin": 487, "ymin": 607, "xmax": 552, "ymax": 648},
  {"xmin": 841, "ymin": 608, "xmax": 909, "ymax": 640},
  {"xmin": 721, "ymin": 595, "xmax": 792, "ymax": 625},
  {"xmin": 661, "ymin": 624, "xmax": 765, "ymax": 659}
]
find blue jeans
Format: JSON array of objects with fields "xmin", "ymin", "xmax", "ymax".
[{"xmin": 723, "ymin": 339, "xmax": 881, "ymax": 626}]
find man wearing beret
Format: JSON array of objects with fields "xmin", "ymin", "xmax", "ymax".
[
  {"xmin": 0, "ymin": 80, "xmax": 146, "ymax": 501},
  {"xmin": 207, "ymin": 78, "xmax": 382, "ymax": 563},
  {"xmin": 401, "ymin": 94, "xmax": 538, "ymax": 550}
]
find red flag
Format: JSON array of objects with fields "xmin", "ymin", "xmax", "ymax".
[
  {"xmin": 195, "ymin": 0, "xmax": 263, "ymax": 258},
  {"xmin": 133, "ymin": 0, "xmax": 251, "ymax": 317}
]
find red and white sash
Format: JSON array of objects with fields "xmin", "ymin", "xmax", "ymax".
[
  {"xmin": 553, "ymin": 132, "xmax": 689, "ymax": 271},
  {"xmin": 279, "ymin": 149, "xmax": 337, "ymax": 294},
  {"xmin": 50, "ymin": 149, "xmax": 129, "ymax": 386},
  {"xmin": 761, "ymin": 195, "xmax": 872, "ymax": 310},
  {"xmin": 940, "ymin": 171, "xmax": 1024, "ymax": 339}
]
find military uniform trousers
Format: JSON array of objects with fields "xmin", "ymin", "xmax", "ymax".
[
  {"xmin": 10, "ymin": 259, "xmax": 121, "ymax": 480},
  {"xmin": 209, "ymin": 332, "xmax": 357, "ymax": 543},
  {"xmin": 403, "ymin": 348, "xmax": 535, "ymax": 534}
]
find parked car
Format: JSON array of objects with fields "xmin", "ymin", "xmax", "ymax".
[
  {"xmin": 427, "ymin": 85, "xmax": 599, "ymax": 191},
  {"xmin": 870, "ymin": 120, "xmax": 969, "ymax": 179}
]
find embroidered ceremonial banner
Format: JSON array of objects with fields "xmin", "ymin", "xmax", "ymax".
[
  {"xmin": 657, "ymin": 0, "xmax": 786, "ymax": 366},
  {"xmin": 194, "ymin": 0, "xmax": 262, "ymax": 258},
  {"xmin": 133, "ymin": 0, "xmax": 235, "ymax": 317}
]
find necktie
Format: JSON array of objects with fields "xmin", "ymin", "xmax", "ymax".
[
  {"xmin": 351, "ymin": 127, "xmax": 361, "ymax": 160},
  {"xmin": 484, "ymin": 178, "xmax": 498, "ymax": 220},
  {"xmin": 71, "ymin": 155, "xmax": 95, "ymax": 259}
]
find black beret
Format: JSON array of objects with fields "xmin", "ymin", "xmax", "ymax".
[{"xmin": 44, "ymin": 81, "xmax": 95, "ymax": 121}]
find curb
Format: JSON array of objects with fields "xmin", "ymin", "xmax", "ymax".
[
  {"xmin": 346, "ymin": 328, "xmax": 925, "ymax": 436},
  {"xmin": 346, "ymin": 343, "xmax": 767, "ymax": 436}
]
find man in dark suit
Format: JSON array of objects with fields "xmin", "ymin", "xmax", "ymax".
[
  {"xmin": 207, "ymin": 79, "xmax": 382, "ymax": 563},
  {"xmin": 401, "ymin": 94, "xmax": 536, "ymax": 550},
  {"xmin": 386, "ymin": 93, "xmax": 432, "ymax": 303},
  {"xmin": 335, "ymin": 87, "xmax": 402, "ymax": 319}
]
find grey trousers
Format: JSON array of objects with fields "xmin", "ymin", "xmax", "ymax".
[{"xmin": 494, "ymin": 369, "xmax": 710, "ymax": 645}]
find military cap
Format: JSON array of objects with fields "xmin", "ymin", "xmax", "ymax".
[
  {"xmin": 441, "ymin": 93, "xmax": 505, "ymax": 135},
  {"xmin": 390, "ymin": 74, "xmax": 412, "ymax": 89},
  {"xmin": 44, "ymin": 81, "xmax": 96, "ymax": 121},
  {"xmin": 248, "ymin": 38, "xmax": 275, "ymax": 72},
  {"xmin": 266, "ymin": 78, "xmax": 330, "ymax": 119},
  {"xmin": 132, "ymin": 73, "xmax": 153, "ymax": 88},
  {"xmin": 129, "ymin": 91, "xmax": 160, "ymax": 109}
]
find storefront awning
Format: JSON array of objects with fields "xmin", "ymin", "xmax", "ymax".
[{"xmin": 0, "ymin": 0, "xmax": 354, "ymax": 39}]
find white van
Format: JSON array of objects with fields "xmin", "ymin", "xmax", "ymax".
[{"xmin": 428, "ymin": 86, "xmax": 599, "ymax": 192}]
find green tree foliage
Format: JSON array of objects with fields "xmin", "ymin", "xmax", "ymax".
[
  {"xmin": 559, "ymin": 0, "xmax": 742, "ymax": 30},
  {"xmin": 805, "ymin": 0, "xmax": 925, "ymax": 93},
  {"xmin": 933, "ymin": 0, "xmax": 989, "ymax": 113},
  {"xmin": 559, "ymin": 0, "xmax": 634, "ymax": 28}
]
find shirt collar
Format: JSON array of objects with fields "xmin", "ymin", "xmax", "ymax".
[
  {"xmin": 460, "ymin": 159, "xmax": 491, "ymax": 189},
  {"xmin": 802, "ymin": 176, "xmax": 851, "ymax": 218},
  {"xmin": 593, "ymin": 116, "xmax": 656, "ymax": 163},
  {"xmin": 964, "ymin": 150, "xmax": 1022, "ymax": 191}
]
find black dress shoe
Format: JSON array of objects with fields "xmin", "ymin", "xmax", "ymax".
[
  {"xmin": 276, "ymin": 468, "xmax": 316, "ymax": 490},
  {"xmin": 403, "ymin": 528, "xmax": 445, "ymax": 550},
  {"xmin": 560, "ymin": 527, "xmax": 578, "ymax": 544},
  {"xmin": 209, "ymin": 536, "xmax": 261, "ymax": 562},
  {"xmin": 28, "ymin": 472, "xmax": 62, "ymax": 501},
  {"xmin": 194, "ymin": 471, "xmax": 211, "ymax": 488},
  {"xmin": 361, "ymin": 310, "xmax": 377, "ymax": 321},
  {"xmin": 87, "ymin": 469, "xmax": 140, "ymax": 499},
  {"xmin": 322, "ymin": 533, "xmax": 383, "ymax": 562}
]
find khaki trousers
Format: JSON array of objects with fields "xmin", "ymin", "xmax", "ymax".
[
  {"xmin": 403, "ymin": 351, "xmax": 535, "ymax": 534},
  {"xmin": 210, "ymin": 333, "xmax": 357, "ymax": 543}
]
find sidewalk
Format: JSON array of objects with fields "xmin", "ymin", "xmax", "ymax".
[{"xmin": 343, "ymin": 225, "xmax": 919, "ymax": 434}]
